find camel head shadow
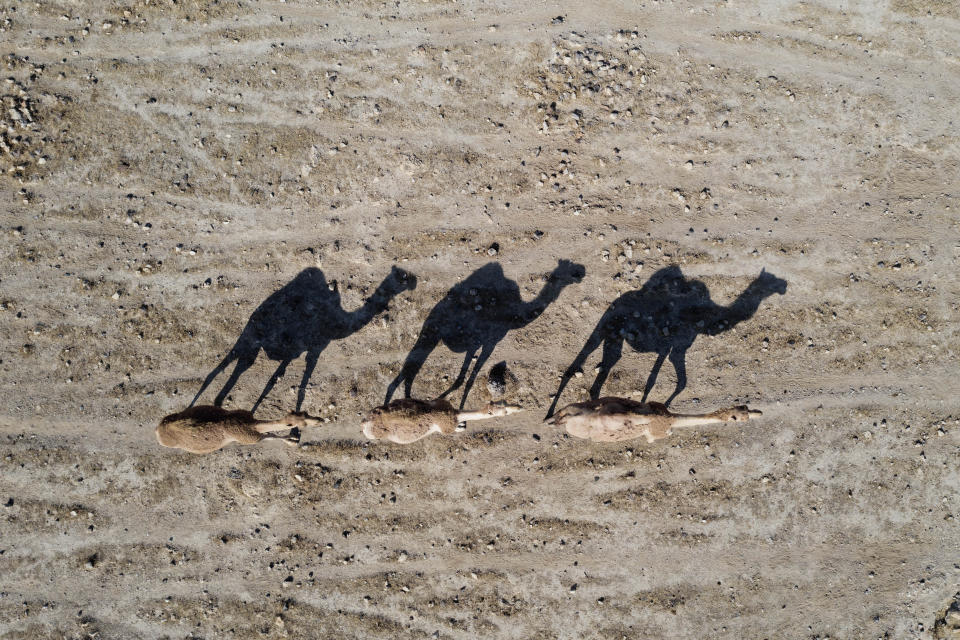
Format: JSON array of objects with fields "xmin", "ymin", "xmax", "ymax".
[
  {"xmin": 192, "ymin": 265, "xmax": 416, "ymax": 412},
  {"xmin": 546, "ymin": 266, "xmax": 786, "ymax": 418},
  {"xmin": 385, "ymin": 259, "xmax": 585, "ymax": 409}
]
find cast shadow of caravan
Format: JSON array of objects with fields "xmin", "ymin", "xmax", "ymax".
[
  {"xmin": 384, "ymin": 260, "xmax": 585, "ymax": 410},
  {"xmin": 546, "ymin": 266, "xmax": 787, "ymax": 418},
  {"xmin": 192, "ymin": 266, "xmax": 417, "ymax": 412}
]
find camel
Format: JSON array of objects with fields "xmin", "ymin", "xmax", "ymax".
[
  {"xmin": 385, "ymin": 260, "xmax": 585, "ymax": 409},
  {"xmin": 547, "ymin": 397, "xmax": 761, "ymax": 443},
  {"xmin": 192, "ymin": 266, "xmax": 416, "ymax": 412},
  {"xmin": 156, "ymin": 405, "xmax": 322, "ymax": 454},
  {"xmin": 362, "ymin": 398, "xmax": 522, "ymax": 444},
  {"xmin": 547, "ymin": 267, "xmax": 786, "ymax": 417}
]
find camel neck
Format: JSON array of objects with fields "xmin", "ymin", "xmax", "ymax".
[
  {"xmin": 668, "ymin": 413, "xmax": 725, "ymax": 429},
  {"xmin": 520, "ymin": 280, "xmax": 562, "ymax": 322},
  {"xmin": 348, "ymin": 285, "xmax": 392, "ymax": 330}
]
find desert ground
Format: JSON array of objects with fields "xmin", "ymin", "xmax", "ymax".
[{"xmin": 2, "ymin": 0, "xmax": 959, "ymax": 637}]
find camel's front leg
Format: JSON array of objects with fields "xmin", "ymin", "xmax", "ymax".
[
  {"xmin": 458, "ymin": 342, "xmax": 495, "ymax": 410},
  {"xmin": 640, "ymin": 351, "xmax": 667, "ymax": 403},
  {"xmin": 296, "ymin": 349, "xmax": 321, "ymax": 412},
  {"xmin": 589, "ymin": 336, "xmax": 623, "ymax": 399}
]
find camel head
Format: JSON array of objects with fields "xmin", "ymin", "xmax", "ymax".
[
  {"xmin": 548, "ymin": 259, "xmax": 586, "ymax": 285},
  {"xmin": 385, "ymin": 265, "xmax": 418, "ymax": 293},
  {"xmin": 711, "ymin": 405, "xmax": 763, "ymax": 422},
  {"xmin": 754, "ymin": 269, "xmax": 787, "ymax": 296},
  {"xmin": 283, "ymin": 411, "xmax": 324, "ymax": 428}
]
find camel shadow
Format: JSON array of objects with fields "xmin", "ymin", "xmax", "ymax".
[
  {"xmin": 192, "ymin": 266, "xmax": 417, "ymax": 413},
  {"xmin": 546, "ymin": 266, "xmax": 787, "ymax": 418},
  {"xmin": 385, "ymin": 259, "xmax": 586, "ymax": 409}
]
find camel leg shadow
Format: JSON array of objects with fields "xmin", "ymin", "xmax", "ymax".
[
  {"xmin": 251, "ymin": 358, "xmax": 291, "ymax": 413},
  {"xmin": 437, "ymin": 348, "xmax": 477, "ymax": 401},
  {"xmin": 663, "ymin": 347, "xmax": 687, "ymax": 406},
  {"xmin": 205, "ymin": 352, "xmax": 258, "ymax": 407},
  {"xmin": 385, "ymin": 332, "xmax": 440, "ymax": 405},
  {"xmin": 546, "ymin": 330, "xmax": 605, "ymax": 418},
  {"xmin": 192, "ymin": 350, "xmax": 238, "ymax": 407},
  {"xmin": 588, "ymin": 336, "xmax": 623, "ymax": 399},
  {"xmin": 295, "ymin": 350, "xmax": 320, "ymax": 412},
  {"xmin": 456, "ymin": 342, "xmax": 495, "ymax": 410},
  {"xmin": 639, "ymin": 351, "xmax": 667, "ymax": 403}
]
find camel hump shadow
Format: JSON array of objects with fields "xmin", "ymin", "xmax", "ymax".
[
  {"xmin": 192, "ymin": 266, "xmax": 416, "ymax": 413},
  {"xmin": 385, "ymin": 259, "xmax": 585, "ymax": 409},
  {"xmin": 546, "ymin": 266, "xmax": 787, "ymax": 418}
]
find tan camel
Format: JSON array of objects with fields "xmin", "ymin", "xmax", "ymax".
[
  {"xmin": 156, "ymin": 405, "xmax": 322, "ymax": 454},
  {"xmin": 546, "ymin": 397, "xmax": 761, "ymax": 443},
  {"xmin": 362, "ymin": 399, "xmax": 522, "ymax": 444}
]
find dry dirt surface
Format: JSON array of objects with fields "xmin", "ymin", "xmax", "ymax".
[{"xmin": 2, "ymin": 0, "xmax": 959, "ymax": 638}]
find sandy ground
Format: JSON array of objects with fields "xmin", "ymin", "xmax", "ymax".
[{"xmin": 2, "ymin": 0, "xmax": 959, "ymax": 637}]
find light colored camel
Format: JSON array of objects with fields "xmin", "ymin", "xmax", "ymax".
[
  {"xmin": 362, "ymin": 398, "xmax": 522, "ymax": 444},
  {"xmin": 156, "ymin": 405, "xmax": 321, "ymax": 454},
  {"xmin": 547, "ymin": 397, "xmax": 761, "ymax": 443}
]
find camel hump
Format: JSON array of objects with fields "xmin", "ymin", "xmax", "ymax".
[{"xmin": 161, "ymin": 405, "xmax": 252, "ymax": 425}]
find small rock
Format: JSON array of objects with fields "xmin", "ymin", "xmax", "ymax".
[{"xmin": 487, "ymin": 361, "xmax": 512, "ymax": 397}]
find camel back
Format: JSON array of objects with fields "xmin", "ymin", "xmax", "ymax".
[
  {"xmin": 156, "ymin": 406, "xmax": 260, "ymax": 449},
  {"xmin": 364, "ymin": 399, "xmax": 458, "ymax": 439}
]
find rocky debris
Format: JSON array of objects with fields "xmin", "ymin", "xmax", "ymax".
[
  {"xmin": 934, "ymin": 593, "xmax": 960, "ymax": 639},
  {"xmin": 1, "ymin": 58, "xmax": 51, "ymax": 179},
  {"xmin": 525, "ymin": 30, "xmax": 648, "ymax": 136},
  {"xmin": 487, "ymin": 361, "xmax": 516, "ymax": 397}
]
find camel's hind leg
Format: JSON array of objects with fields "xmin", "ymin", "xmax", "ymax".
[
  {"xmin": 589, "ymin": 337, "xmax": 623, "ymax": 398},
  {"xmin": 214, "ymin": 352, "xmax": 258, "ymax": 407},
  {"xmin": 385, "ymin": 331, "xmax": 440, "ymax": 403},
  {"xmin": 438, "ymin": 348, "xmax": 476, "ymax": 400}
]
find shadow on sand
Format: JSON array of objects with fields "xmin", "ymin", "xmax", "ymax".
[
  {"xmin": 385, "ymin": 260, "xmax": 585, "ymax": 409},
  {"xmin": 546, "ymin": 266, "xmax": 787, "ymax": 417},
  {"xmin": 192, "ymin": 266, "xmax": 417, "ymax": 412}
]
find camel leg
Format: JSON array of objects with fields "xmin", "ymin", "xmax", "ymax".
[
  {"xmin": 640, "ymin": 351, "xmax": 667, "ymax": 403},
  {"xmin": 254, "ymin": 421, "xmax": 292, "ymax": 434},
  {"xmin": 547, "ymin": 329, "xmax": 606, "ymax": 418},
  {"xmin": 664, "ymin": 348, "xmax": 688, "ymax": 406},
  {"xmin": 296, "ymin": 350, "xmax": 320, "ymax": 412},
  {"xmin": 589, "ymin": 337, "xmax": 623, "ymax": 399},
  {"xmin": 439, "ymin": 348, "xmax": 476, "ymax": 399},
  {"xmin": 252, "ymin": 358, "xmax": 291, "ymax": 413},
  {"xmin": 256, "ymin": 431, "xmax": 301, "ymax": 445},
  {"xmin": 385, "ymin": 332, "xmax": 439, "ymax": 403},
  {"xmin": 458, "ymin": 342, "xmax": 495, "ymax": 410},
  {"xmin": 214, "ymin": 352, "xmax": 258, "ymax": 407}
]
